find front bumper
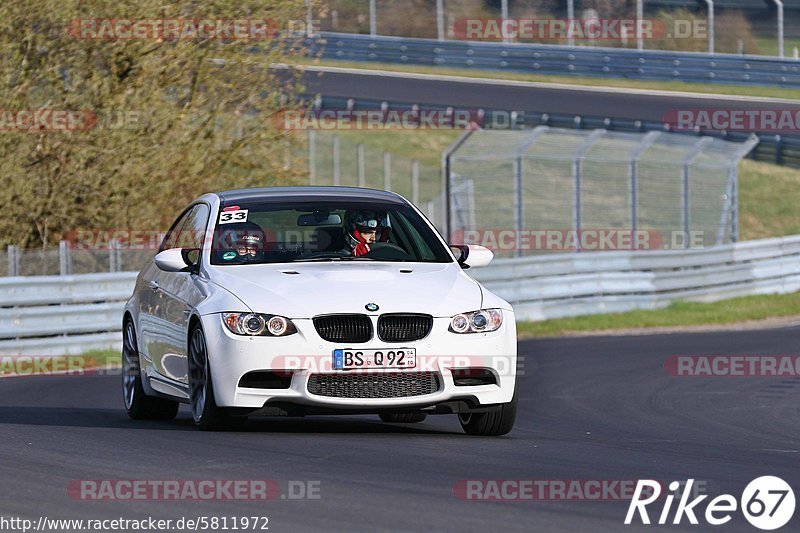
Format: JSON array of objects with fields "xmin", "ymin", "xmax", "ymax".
[{"xmin": 201, "ymin": 312, "xmax": 517, "ymax": 411}]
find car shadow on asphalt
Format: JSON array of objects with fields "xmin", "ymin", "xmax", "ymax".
[{"xmin": 0, "ymin": 406, "xmax": 465, "ymax": 435}]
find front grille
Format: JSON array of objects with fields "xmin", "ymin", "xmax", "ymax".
[
  {"xmin": 377, "ymin": 314, "xmax": 433, "ymax": 342},
  {"xmin": 307, "ymin": 372, "xmax": 440, "ymax": 398},
  {"xmin": 313, "ymin": 314, "xmax": 372, "ymax": 343}
]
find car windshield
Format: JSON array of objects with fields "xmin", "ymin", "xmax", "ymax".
[{"xmin": 210, "ymin": 198, "xmax": 452, "ymax": 265}]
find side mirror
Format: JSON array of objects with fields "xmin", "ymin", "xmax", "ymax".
[
  {"xmin": 450, "ymin": 244, "xmax": 493, "ymax": 269},
  {"xmin": 155, "ymin": 248, "xmax": 199, "ymax": 273}
]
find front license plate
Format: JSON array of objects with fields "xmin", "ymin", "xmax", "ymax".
[{"xmin": 333, "ymin": 348, "xmax": 417, "ymax": 370}]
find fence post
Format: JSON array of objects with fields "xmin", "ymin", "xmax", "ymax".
[
  {"xmin": 305, "ymin": 0, "xmax": 314, "ymax": 37},
  {"xmin": 333, "ymin": 134, "xmax": 340, "ymax": 186},
  {"xmin": 357, "ymin": 144, "xmax": 366, "ymax": 187},
  {"xmin": 412, "ymin": 159, "xmax": 420, "ymax": 205},
  {"xmin": 109, "ymin": 239, "xmax": 119, "ymax": 272},
  {"xmin": 441, "ymin": 130, "xmax": 475, "ymax": 242},
  {"xmin": 572, "ymin": 130, "xmax": 606, "ymax": 251},
  {"xmin": 628, "ymin": 131, "xmax": 661, "ymax": 238},
  {"xmin": 567, "ymin": 0, "xmax": 575, "ymax": 47},
  {"xmin": 308, "ymin": 130, "xmax": 316, "ymax": 185},
  {"xmin": 774, "ymin": 0, "xmax": 784, "ymax": 58},
  {"xmin": 732, "ymin": 164, "xmax": 739, "ymax": 242},
  {"xmin": 705, "ymin": 0, "xmax": 715, "ymax": 54},
  {"xmin": 59, "ymin": 240, "xmax": 72, "ymax": 276},
  {"xmin": 680, "ymin": 137, "xmax": 713, "ymax": 248},
  {"xmin": 7, "ymin": 245, "xmax": 18, "ymax": 277},
  {"xmin": 636, "ymin": 0, "xmax": 644, "ymax": 51},
  {"xmin": 512, "ymin": 126, "xmax": 549, "ymax": 257},
  {"xmin": 501, "ymin": 0, "xmax": 509, "ymax": 45},
  {"xmin": 383, "ymin": 152, "xmax": 391, "ymax": 191},
  {"xmin": 369, "ymin": 0, "xmax": 377, "ymax": 37},
  {"xmin": 436, "ymin": 0, "xmax": 444, "ymax": 42}
]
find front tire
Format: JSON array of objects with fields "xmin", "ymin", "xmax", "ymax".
[
  {"xmin": 458, "ymin": 381, "xmax": 518, "ymax": 436},
  {"xmin": 188, "ymin": 326, "xmax": 242, "ymax": 430},
  {"xmin": 379, "ymin": 412, "xmax": 427, "ymax": 424},
  {"xmin": 122, "ymin": 319, "xmax": 179, "ymax": 420}
]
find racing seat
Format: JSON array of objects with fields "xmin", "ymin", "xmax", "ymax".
[{"xmin": 311, "ymin": 226, "xmax": 345, "ymax": 252}]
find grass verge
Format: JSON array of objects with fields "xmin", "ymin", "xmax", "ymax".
[{"xmin": 517, "ymin": 292, "xmax": 800, "ymax": 338}]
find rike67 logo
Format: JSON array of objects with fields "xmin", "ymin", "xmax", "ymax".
[{"xmin": 625, "ymin": 477, "xmax": 795, "ymax": 530}]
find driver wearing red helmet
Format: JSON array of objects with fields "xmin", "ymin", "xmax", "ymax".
[{"xmin": 343, "ymin": 210, "xmax": 389, "ymax": 257}]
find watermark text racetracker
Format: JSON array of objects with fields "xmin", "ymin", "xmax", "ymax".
[
  {"xmin": 68, "ymin": 479, "xmax": 320, "ymax": 501},
  {"xmin": 0, "ymin": 356, "xmax": 102, "ymax": 377},
  {"xmin": 454, "ymin": 479, "xmax": 708, "ymax": 501},
  {"xmin": 275, "ymin": 109, "xmax": 524, "ymax": 131},
  {"xmin": 452, "ymin": 229, "xmax": 706, "ymax": 252},
  {"xmin": 68, "ymin": 18, "xmax": 320, "ymax": 41},
  {"xmin": 664, "ymin": 109, "xmax": 800, "ymax": 134},
  {"xmin": 271, "ymin": 354, "xmax": 523, "ymax": 376},
  {"xmin": 665, "ymin": 355, "xmax": 800, "ymax": 377},
  {"xmin": 453, "ymin": 18, "xmax": 707, "ymax": 42}
]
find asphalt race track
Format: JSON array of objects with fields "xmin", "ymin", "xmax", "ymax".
[
  {"xmin": 1, "ymin": 328, "xmax": 799, "ymax": 532},
  {"xmin": 301, "ymin": 67, "xmax": 800, "ymax": 124}
]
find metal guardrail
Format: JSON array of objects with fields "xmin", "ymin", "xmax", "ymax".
[
  {"xmin": 471, "ymin": 235, "xmax": 800, "ymax": 321},
  {"xmin": 0, "ymin": 273, "xmax": 136, "ymax": 355},
  {"xmin": 312, "ymin": 95, "xmax": 800, "ymax": 168},
  {"xmin": 309, "ymin": 32, "xmax": 800, "ymax": 88},
  {"xmin": 3, "ymin": 235, "xmax": 800, "ymax": 353}
]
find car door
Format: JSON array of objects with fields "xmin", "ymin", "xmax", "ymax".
[
  {"xmin": 151, "ymin": 203, "xmax": 211, "ymax": 385},
  {"xmin": 138, "ymin": 207, "xmax": 193, "ymax": 373}
]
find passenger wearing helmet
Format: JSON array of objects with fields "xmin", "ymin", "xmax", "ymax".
[
  {"xmin": 343, "ymin": 210, "xmax": 389, "ymax": 257},
  {"xmin": 217, "ymin": 221, "xmax": 266, "ymax": 263}
]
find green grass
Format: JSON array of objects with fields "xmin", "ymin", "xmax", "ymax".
[
  {"xmin": 517, "ymin": 292, "xmax": 800, "ymax": 337},
  {"xmin": 81, "ymin": 349, "xmax": 121, "ymax": 367},
  {"xmin": 753, "ymin": 37, "xmax": 800, "ymax": 59},
  {"xmin": 0, "ymin": 349, "xmax": 120, "ymax": 378},
  {"xmin": 298, "ymin": 58, "xmax": 800, "ymax": 100},
  {"xmin": 739, "ymin": 159, "xmax": 800, "ymax": 240}
]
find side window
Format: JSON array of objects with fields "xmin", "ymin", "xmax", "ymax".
[
  {"xmin": 159, "ymin": 208, "xmax": 193, "ymax": 252},
  {"xmin": 176, "ymin": 204, "xmax": 211, "ymax": 250},
  {"xmin": 159, "ymin": 204, "xmax": 210, "ymax": 252}
]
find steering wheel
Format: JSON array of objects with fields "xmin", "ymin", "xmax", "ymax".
[{"xmin": 363, "ymin": 242, "xmax": 412, "ymax": 260}]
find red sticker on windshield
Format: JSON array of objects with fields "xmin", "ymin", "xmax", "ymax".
[{"xmin": 223, "ymin": 206, "xmax": 240, "ymax": 212}]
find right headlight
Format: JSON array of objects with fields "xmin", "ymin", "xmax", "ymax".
[
  {"xmin": 449, "ymin": 309, "xmax": 503, "ymax": 334},
  {"xmin": 222, "ymin": 312, "xmax": 297, "ymax": 337}
]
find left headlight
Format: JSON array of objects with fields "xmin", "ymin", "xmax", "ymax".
[
  {"xmin": 222, "ymin": 312, "xmax": 297, "ymax": 337},
  {"xmin": 449, "ymin": 309, "xmax": 503, "ymax": 334}
]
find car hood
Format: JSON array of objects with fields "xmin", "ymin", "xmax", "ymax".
[{"xmin": 206, "ymin": 261, "xmax": 483, "ymax": 318}]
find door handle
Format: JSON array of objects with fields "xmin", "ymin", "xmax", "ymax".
[{"xmin": 148, "ymin": 280, "xmax": 160, "ymax": 292}]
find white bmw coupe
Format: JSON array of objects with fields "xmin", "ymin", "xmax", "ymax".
[{"xmin": 123, "ymin": 187, "xmax": 518, "ymax": 435}]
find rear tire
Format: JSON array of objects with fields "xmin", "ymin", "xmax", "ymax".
[
  {"xmin": 379, "ymin": 412, "xmax": 427, "ymax": 424},
  {"xmin": 188, "ymin": 326, "xmax": 243, "ymax": 430},
  {"xmin": 122, "ymin": 319, "xmax": 179, "ymax": 421},
  {"xmin": 458, "ymin": 381, "xmax": 518, "ymax": 436}
]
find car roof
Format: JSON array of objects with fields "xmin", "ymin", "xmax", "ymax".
[{"xmin": 215, "ymin": 186, "xmax": 407, "ymax": 204}]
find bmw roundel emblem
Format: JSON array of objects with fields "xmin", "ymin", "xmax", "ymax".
[{"xmin": 365, "ymin": 303, "xmax": 379, "ymax": 312}]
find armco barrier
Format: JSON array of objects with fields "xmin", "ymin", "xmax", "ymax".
[
  {"xmin": 470, "ymin": 235, "xmax": 800, "ymax": 321},
  {"xmin": 0, "ymin": 273, "xmax": 137, "ymax": 356},
  {"xmin": 3, "ymin": 235, "xmax": 800, "ymax": 354},
  {"xmin": 311, "ymin": 95, "xmax": 800, "ymax": 168},
  {"xmin": 309, "ymin": 32, "xmax": 800, "ymax": 89}
]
